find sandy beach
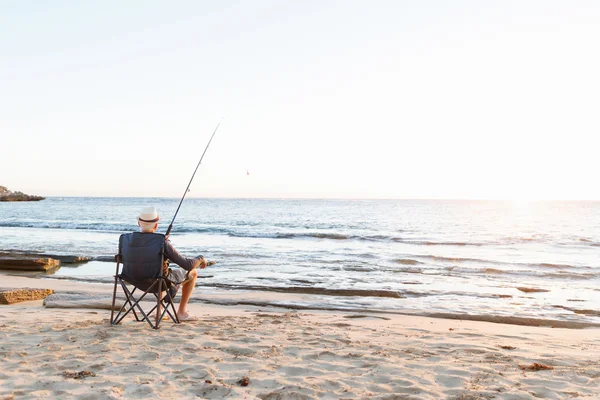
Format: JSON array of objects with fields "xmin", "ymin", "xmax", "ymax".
[
  {"xmin": 0, "ymin": 275, "xmax": 598, "ymax": 399},
  {"xmin": 3, "ymin": 0, "xmax": 600, "ymax": 397}
]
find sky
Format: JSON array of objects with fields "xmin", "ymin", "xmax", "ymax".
[{"xmin": 1, "ymin": 1, "xmax": 599, "ymax": 200}]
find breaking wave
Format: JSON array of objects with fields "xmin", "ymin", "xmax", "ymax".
[
  {"xmin": 442, "ymin": 266, "xmax": 598, "ymax": 280},
  {"xmin": 394, "ymin": 258, "xmax": 422, "ymax": 265},
  {"xmin": 412, "ymin": 254, "xmax": 589, "ymax": 270}
]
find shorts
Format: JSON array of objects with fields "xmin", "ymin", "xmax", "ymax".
[
  {"xmin": 168, "ymin": 267, "xmax": 188, "ymax": 284},
  {"xmin": 166, "ymin": 267, "xmax": 188, "ymax": 299}
]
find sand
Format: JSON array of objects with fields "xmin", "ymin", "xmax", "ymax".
[{"xmin": 1, "ymin": 275, "xmax": 599, "ymax": 399}]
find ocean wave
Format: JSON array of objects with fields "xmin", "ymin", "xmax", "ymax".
[
  {"xmin": 286, "ymin": 232, "xmax": 351, "ymax": 240},
  {"xmin": 0, "ymin": 221, "xmax": 249, "ymax": 236},
  {"xmin": 202, "ymin": 283, "xmax": 424, "ymax": 298},
  {"xmin": 343, "ymin": 265, "xmax": 376, "ymax": 272},
  {"xmin": 391, "ymin": 238, "xmax": 484, "ymax": 246},
  {"xmin": 390, "ymin": 267, "xmax": 424, "ymax": 274},
  {"xmin": 577, "ymin": 238, "xmax": 600, "ymax": 246},
  {"xmin": 553, "ymin": 305, "xmax": 600, "ymax": 317},
  {"xmin": 420, "ymin": 312, "xmax": 599, "ymax": 329},
  {"xmin": 412, "ymin": 254, "xmax": 589, "ymax": 271},
  {"xmin": 0, "ymin": 221, "xmax": 483, "ymax": 244},
  {"xmin": 227, "ymin": 232, "xmax": 486, "ymax": 244},
  {"xmin": 500, "ymin": 236, "xmax": 540, "ymax": 244},
  {"xmin": 3, "ymin": 219, "xmax": 600, "ymax": 252},
  {"xmin": 390, "ymin": 262, "xmax": 596, "ymax": 280},
  {"xmin": 445, "ymin": 266, "xmax": 598, "ymax": 280},
  {"xmin": 483, "ymin": 268, "xmax": 504, "ymax": 274},
  {"xmin": 211, "ymin": 252, "xmax": 273, "ymax": 259},
  {"xmin": 0, "ymin": 221, "xmax": 134, "ymax": 232},
  {"xmin": 537, "ymin": 262, "xmax": 577, "ymax": 269},
  {"xmin": 394, "ymin": 258, "xmax": 422, "ymax": 265},
  {"xmin": 415, "ymin": 254, "xmax": 492, "ymax": 264},
  {"xmin": 541, "ymin": 271, "xmax": 598, "ymax": 280},
  {"xmin": 423, "ymin": 241, "xmax": 476, "ymax": 246}
]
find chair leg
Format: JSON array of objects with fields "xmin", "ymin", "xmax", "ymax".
[
  {"xmin": 111, "ymin": 277, "xmax": 180, "ymax": 330},
  {"xmin": 110, "ymin": 275, "xmax": 118, "ymax": 324},
  {"xmin": 129, "ymin": 288, "xmax": 142, "ymax": 321},
  {"xmin": 112, "ymin": 279, "xmax": 134, "ymax": 325},
  {"xmin": 113, "ymin": 281, "xmax": 141, "ymax": 324},
  {"xmin": 155, "ymin": 279, "xmax": 163, "ymax": 329},
  {"xmin": 151, "ymin": 290, "xmax": 178, "ymax": 324},
  {"xmin": 114, "ymin": 281, "xmax": 159, "ymax": 329}
]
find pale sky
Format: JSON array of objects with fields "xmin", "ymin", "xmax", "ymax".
[{"xmin": 1, "ymin": 1, "xmax": 599, "ymax": 200}]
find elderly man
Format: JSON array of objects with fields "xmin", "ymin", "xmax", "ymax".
[{"xmin": 135, "ymin": 206, "xmax": 207, "ymax": 321}]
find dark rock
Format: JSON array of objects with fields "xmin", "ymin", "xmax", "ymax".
[
  {"xmin": 517, "ymin": 287, "xmax": 550, "ymax": 293},
  {"xmin": 0, "ymin": 186, "xmax": 45, "ymax": 202},
  {"xmin": 0, "ymin": 251, "xmax": 90, "ymax": 265},
  {"xmin": 94, "ymin": 255, "xmax": 117, "ymax": 262},
  {"xmin": 237, "ymin": 377, "xmax": 250, "ymax": 387},
  {"xmin": 42, "ymin": 255, "xmax": 91, "ymax": 264}
]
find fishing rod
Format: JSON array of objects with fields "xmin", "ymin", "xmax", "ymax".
[{"xmin": 165, "ymin": 119, "xmax": 222, "ymax": 237}]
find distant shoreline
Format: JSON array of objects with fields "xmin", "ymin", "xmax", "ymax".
[
  {"xmin": 0, "ymin": 196, "xmax": 45, "ymax": 202},
  {"xmin": 0, "ymin": 186, "xmax": 45, "ymax": 202},
  {"xmin": 8, "ymin": 195, "xmax": 600, "ymax": 203}
]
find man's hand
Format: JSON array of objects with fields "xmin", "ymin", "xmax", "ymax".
[
  {"xmin": 198, "ymin": 256, "xmax": 208, "ymax": 269},
  {"xmin": 196, "ymin": 256, "xmax": 216, "ymax": 269}
]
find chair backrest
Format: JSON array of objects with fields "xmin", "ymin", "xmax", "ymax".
[{"xmin": 118, "ymin": 232, "xmax": 166, "ymax": 291}]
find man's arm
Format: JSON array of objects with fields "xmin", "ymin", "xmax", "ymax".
[{"xmin": 164, "ymin": 240, "xmax": 206, "ymax": 271}]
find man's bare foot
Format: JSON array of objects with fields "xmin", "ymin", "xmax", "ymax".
[{"xmin": 178, "ymin": 311, "xmax": 199, "ymax": 321}]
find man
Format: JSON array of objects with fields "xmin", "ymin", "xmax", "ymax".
[{"xmin": 136, "ymin": 206, "xmax": 207, "ymax": 321}]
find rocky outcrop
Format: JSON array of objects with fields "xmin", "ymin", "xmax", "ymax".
[
  {"xmin": 0, "ymin": 250, "xmax": 112, "ymax": 264},
  {"xmin": 44, "ymin": 292, "xmax": 124, "ymax": 310},
  {"xmin": 0, "ymin": 186, "xmax": 45, "ymax": 202},
  {"xmin": 2, "ymin": 252, "xmax": 91, "ymax": 264},
  {"xmin": 0, "ymin": 255, "xmax": 60, "ymax": 271},
  {"xmin": 0, "ymin": 288, "xmax": 54, "ymax": 304},
  {"xmin": 94, "ymin": 255, "xmax": 117, "ymax": 262},
  {"xmin": 44, "ymin": 255, "xmax": 91, "ymax": 264},
  {"xmin": 0, "ymin": 251, "xmax": 89, "ymax": 274}
]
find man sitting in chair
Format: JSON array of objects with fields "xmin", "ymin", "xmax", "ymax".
[{"xmin": 136, "ymin": 206, "xmax": 207, "ymax": 321}]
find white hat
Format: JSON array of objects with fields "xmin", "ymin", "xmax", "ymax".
[{"xmin": 138, "ymin": 206, "xmax": 159, "ymax": 223}]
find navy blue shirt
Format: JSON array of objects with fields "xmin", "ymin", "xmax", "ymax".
[{"xmin": 164, "ymin": 240, "xmax": 202, "ymax": 271}]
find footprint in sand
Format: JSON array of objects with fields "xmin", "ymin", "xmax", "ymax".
[
  {"xmin": 137, "ymin": 351, "xmax": 160, "ymax": 361},
  {"xmin": 190, "ymin": 384, "xmax": 232, "ymax": 399}
]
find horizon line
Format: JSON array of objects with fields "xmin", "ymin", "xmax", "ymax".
[{"xmin": 39, "ymin": 195, "xmax": 600, "ymax": 202}]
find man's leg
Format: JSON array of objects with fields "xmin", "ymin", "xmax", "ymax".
[{"xmin": 177, "ymin": 268, "xmax": 198, "ymax": 317}]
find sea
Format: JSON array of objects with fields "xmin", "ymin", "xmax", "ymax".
[{"xmin": 1, "ymin": 197, "xmax": 599, "ymax": 327}]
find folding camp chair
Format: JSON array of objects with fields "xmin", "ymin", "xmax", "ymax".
[{"xmin": 110, "ymin": 232, "xmax": 181, "ymax": 329}]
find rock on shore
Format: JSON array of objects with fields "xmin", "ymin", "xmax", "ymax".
[
  {"xmin": 43, "ymin": 292, "xmax": 124, "ymax": 310},
  {"xmin": 0, "ymin": 251, "xmax": 91, "ymax": 264},
  {"xmin": 0, "ymin": 185, "xmax": 45, "ymax": 201},
  {"xmin": 0, "ymin": 255, "xmax": 60, "ymax": 272},
  {"xmin": 0, "ymin": 288, "xmax": 54, "ymax": 304}
]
